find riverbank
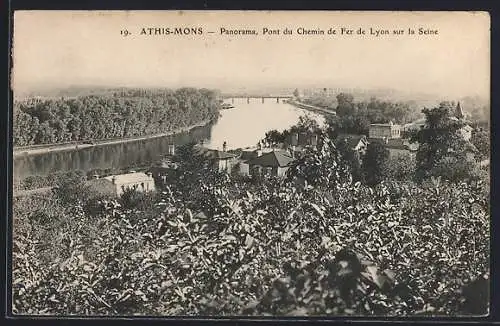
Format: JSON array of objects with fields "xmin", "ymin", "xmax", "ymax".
[
  {"xmin": 287, "ymin": 100, "xmax": 337, "ymax": 116},
  {"xmin": 13, "ymin": 119, "xmax": 211, "ymax": 157}
]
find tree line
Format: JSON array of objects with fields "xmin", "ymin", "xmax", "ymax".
[
  {"xmin": 328, "ymin": 93, "xmax": 422, "ymax": 135},
  {"xmin": 13, "ymin": 88, "xmax": 220, "ymax": 147}
]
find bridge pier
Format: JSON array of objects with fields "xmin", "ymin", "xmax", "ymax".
[
  {"xmin": 231, "ymin": 98, "xmax": 234, "ymax": 104},
  {"xmin": 262, "ymin": 97, "xmax": 265, "ymax": 104},
  {"xmin": 247, "ymin": 97, "xmax": 250, "ymax": 104},
  {"xmin": 276, "ymin": 97, "xmax": 279, "ymax": 103}
]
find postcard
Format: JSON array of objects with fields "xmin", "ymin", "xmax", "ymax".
[{"xmin": 10, "ymin": 10, "xmax": 490, "ymax": 317}]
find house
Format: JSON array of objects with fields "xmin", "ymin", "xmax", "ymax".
[
  {"xmin": 238, "ymin": 146, "xmax": 281, "ymax": 176},
  {"xmin": 336, "ymin": 134, "xmax": 369, "ymax": 156},
  {"xmin": 289, "ymin": 132, "xmax": 319, "ymax": 147},
  {"xmin": 150, "ymin": 158, "xmax": 179, "ymax": 186},
  {"xmin": 87, "ymin": 172, "xmax": 156, "ymax": 197},
  {"xmin": 85, "ymin": 178, "xmax": 119, "ymax": 197},
  {"xmin": 193, "ymin": 142, "xmax": 238, "ymax": 173},
  {"xmin": 369, "ymin": 121, "xmax": 402, "ymax": 139},
  {"xmin": 247, "ymin": 150, "xmax": 295, "ymax": 177},
  {"xmin": 239, "ymin": 147, "xmax": 260, "ymax": 176},
  {"xmin": 368, "ymin": 138, "xmax": 419, "ymax": 159}
]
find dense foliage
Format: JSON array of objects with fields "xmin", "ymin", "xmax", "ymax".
[
  {"xmin": 12, "ymin": 129, "xmax": 489, "ymax": 316},
  {"xmin": 412, "ymin": 103, "xmax": 478, "ymax": 182},
  {"xmin": 329, "ymin": 94, "xmax": 421, "ymax": 135},
  {"xmin": 13, "ymin": 170, "xmax": 86, "ymax": 191},
  {"xmin": 13, "ymin": 88, "xmax": 220, "ymax": 146},
  {"xmin": 362, "ymin": 142, "xmax": 390, "ymax": 186},
  {"xmin": 470, "ymin": 128, "xmax": 490, "ymax": 161}
]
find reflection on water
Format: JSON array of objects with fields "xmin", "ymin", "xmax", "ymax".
[{"xmin": 13, "ymin": 100, "xmax": 323, "ymax": 179}]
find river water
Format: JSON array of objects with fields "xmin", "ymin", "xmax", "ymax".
[{"xmin": 13, "ymin": 98, "xmax": 323, "ymax": 179}]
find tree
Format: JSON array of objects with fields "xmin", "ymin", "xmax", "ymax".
[
  {"xmin": 13, "ymin": 88, "xmax": 220, "ymax": 146},
  {"xmin": 412, "ymin": 103, "xmax": 473, "ymax": 181},
  {"xmin": 336, "ymin": 139, "xmax": 363, "ymax": 182},
  {"xmin": 470, "ymin": 128, "xmax": 490, "ymax": 161},
  {"xmin": 263, "ymin": 129, "xmax": 286, "ymax": 146},
  {"xmin": 287, "ymin": 132, "xmax": 352, "ymax": 189},
  {"xmin": 386, "ymin": 154, "xmax": 416, "ymax": 182},
  {"xmin": 362, "ymin": 142, "xmax": 390, "ymax": 186},
  {"xmin": 336, "ymin": 93, "xmax": 356, "ymax": 117}
]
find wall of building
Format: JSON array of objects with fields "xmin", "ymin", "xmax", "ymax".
[
  {"xmin": 216, "ymin": 158, "xmax": 238, "ymax": 173},
  {"xmin": 115, "ymin": 179, "xmax": 155, "ymax": 196},
  {"xmin": 240, "ymin": 162, "xmax": 250, "ymax": 176},
  {"xmin": 369, "ymin": 125, "xmax": 401, "ymax": 139}
]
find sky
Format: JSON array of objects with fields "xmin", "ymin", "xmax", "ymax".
[{"xmin": 12, "ymin": 11, "xmax": 490, "ymax": 99}]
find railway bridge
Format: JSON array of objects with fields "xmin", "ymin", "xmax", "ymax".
[{"xmin": 221, "ymin": 94, "xmax": 294, "ymax": 104}]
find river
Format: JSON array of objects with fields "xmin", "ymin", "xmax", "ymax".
[{"xmin": 13, "ymin": 98, "xmax": 324, "ymax": 179}]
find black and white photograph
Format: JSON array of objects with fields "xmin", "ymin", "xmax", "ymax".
[{"xmin": 10, "ymin": 11, "xmax": 490, "ymax": 317}]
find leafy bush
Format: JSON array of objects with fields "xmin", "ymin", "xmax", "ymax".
[{"xmin": 16, "ymin": 170, "xmax": 86, "ymax": 191}]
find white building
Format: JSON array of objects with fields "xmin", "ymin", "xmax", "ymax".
[
  {"xmin": 103, "ymin": 172, "xmax": 156, "ymax": 196},
  {"xmin": 369, "ymin": 121, "xmax": 402, "ymax": 139}
]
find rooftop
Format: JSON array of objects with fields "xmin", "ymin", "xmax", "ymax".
[
  {"xmin": 336, "ymin": 134, "xmax": 367, "ymax": 149},
  {"xmin": 193, "ymin": 145, "xmax": 238, "ymax": 160},
  {"xmin": 85, "ymin": 178, "xmax": 117, "ymax": 195},
  {"xmin": 248, "ymin": 150, "xmax": 295, "ymax": 168},
  {"xmin": 103, "ymin": 172, "xmax": 153, "ymax": 185},
  {"xmin": 370, "ymin": 121, "xmax": 399, "ymax": 127}
]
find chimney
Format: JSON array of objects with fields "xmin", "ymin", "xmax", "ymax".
[
  {"xmin": 223, "ymin": 141, "xmax": 227, "ymax": 152},
  {"xmin": 111, "ymin": 176, "xmax": 116, "ymax": 184}
]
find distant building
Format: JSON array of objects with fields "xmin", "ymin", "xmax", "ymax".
[
  {"xmin": 238, "ymin": 145, "xmax": 280, "ymax": 176},
  {"xmin": 368, "ymin": 138, "xmax": 419, "ymax": 159},
  {"xmin": 150, "ymin": 158, "xmax": 179, "ymax": 186},
  {"xmin": 336, "ymin": 134, "xmax": 369, "ymax": 156},
  {"xmin": 85, "ymin": 178, "xmax": 119, "ymax": 197},
  {"xmin": 87, "ymin": 172, "xmax": 156, "ymax": 197},
  {"xmin": 247, "ymin": 150, "xmax": 295, "ymax": 177},
  {"xmin": 193, "ymin": 143, "xmax": 238, "ymax": 173},
  {"xmin": 289, "ymin": 132, "xmax": 319, "ymax": 147},
  {"xmin": 369, "ymin": 121, "xmax": 401, "ymax": 139}
]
